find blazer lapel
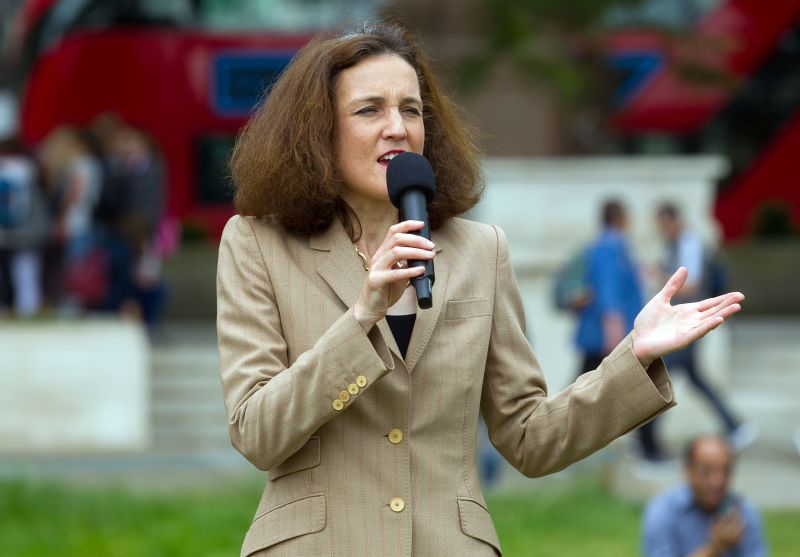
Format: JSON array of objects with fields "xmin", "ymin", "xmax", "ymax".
[
  {"xmin": 404, "ymin": 239, "xmax": 448, "ymax": 373},
  {"xmin": 376, "ymin": 319, "xmax": 403, "ymax": 364},
  {"xmin": 311, "ymin": 220, "xmax": 404, "ymax": 361},
  {"xmin": 311, "ymin": 219, "xmax": 363, "ymax": 310}
]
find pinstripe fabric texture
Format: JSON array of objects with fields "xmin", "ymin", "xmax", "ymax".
[{"xmin": 216, "ymin": 215, "xmax": 676, "ymax": 557}]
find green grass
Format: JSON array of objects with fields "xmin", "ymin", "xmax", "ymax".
[
  {"xmin": 0, "ymin": 479, "xmax": 256, "ymax": 557},
  {"xmin": 488, "ymin": 481, "xmax": 643, "ymax": 557},
  {"xmin": 0, "ymin": 477, "xmax": 796, "ymax": 556}
]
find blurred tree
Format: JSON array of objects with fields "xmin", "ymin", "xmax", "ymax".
[
  {"xmin": 462, "ymin": 0, "xmax": 650, "ymax": 102},
  {"xmin": 458, "ymin": 0, "xmax": 722, "ymax": 152}
]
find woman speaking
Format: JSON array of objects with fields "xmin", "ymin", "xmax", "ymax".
[{"xmin": 216, "ymin": 21, "xmax": 743, "ymax": 557}]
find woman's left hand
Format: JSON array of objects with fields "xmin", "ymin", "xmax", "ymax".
[{"xmin": 631, "ymin": 267, "xmax": 744, "ymax": 368}]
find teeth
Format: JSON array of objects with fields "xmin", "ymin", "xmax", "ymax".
[{"xmin": 380, "ymin": 152, "xmax": 401, "ymax": 162}]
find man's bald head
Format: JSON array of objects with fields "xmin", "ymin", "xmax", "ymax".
[
  {"xmin": 684, "ymin": 436, "xmax": 735, "ymax": 512},
  {"xmin": 685, "ymin": 436, "xmax": 734, "ymax": 467}
]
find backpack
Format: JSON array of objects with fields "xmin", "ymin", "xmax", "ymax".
[
  {"xmin": 0, "ymin": 159, "xmax": 34, "ymax": 229},
  {"xmin": 553, "ymin": 248, "xmax": 593, "ymax": 311}
]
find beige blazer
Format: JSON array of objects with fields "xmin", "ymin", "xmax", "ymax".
[{"xmin": 216, "ymin": 215, "xmax": 675, "ymax": 557}]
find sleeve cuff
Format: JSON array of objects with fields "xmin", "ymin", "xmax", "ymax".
[
  {"xmin": 603, "ymin": 333, "xmax": 676, "ymax": 430},
  {"xmin": 315, "ymin": 308, "xmax": 396, "ymax": 412}
]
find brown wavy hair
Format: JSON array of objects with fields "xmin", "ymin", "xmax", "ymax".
[{"xmin": 229, "ymin": 20, "xmax": 483, "ymax": 239}]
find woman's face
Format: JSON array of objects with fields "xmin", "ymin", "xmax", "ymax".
[{"xmin": 334, "ymin": 54, "xmax": 425, "ymax": 205}]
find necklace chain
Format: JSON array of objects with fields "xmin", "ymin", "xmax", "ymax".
[{"xmin": 354, "ymin": 244, "xmax": 370, "ymax": 271}]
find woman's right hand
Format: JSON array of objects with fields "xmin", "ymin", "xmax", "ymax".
[{"xmin": 353, "ymin": 220, "xmax": 435, "ymax": 331}]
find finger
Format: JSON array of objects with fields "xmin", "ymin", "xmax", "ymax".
[
  {"xmin": 398, "ymin": 265, "xmax": 426, "ymax": 277},
  {"xmin": 699, "ymin": 302, "xmax": 742, "ymax": 322},
  {"xmin": 377, "ymin": 246, "xmax": 435, "ymax": 269},
  {"xmin": 371, "ymin": 265, "xmax": 425, "ymax": 287},
  {"xmin": 388, "ymin": 232, "xmax": 435, "ymax": 250},
  {"xmin": 697, "ymin": 295, "xmax": 744, "ymax": 320},
  {"xmin": 658, "ymin": 267, "xmax": 688, "ymax": 303},
  {"xmin": 373, "ymin": 227, "xmax": 433, "ymax": 260},
  {"xmin": 716, "ymin": 303, "xmax": 742, "ymax": 320},
  {"xmin": 694, "ymin": 293, "xmax": 731, "ymax": 312},
  {"xmin": 386, "ymin": 220, "xmax": 425, "ymax": 238},
  {"xmin": 695, "ymin": 291, "xmax": 745, "ymax": 313}
]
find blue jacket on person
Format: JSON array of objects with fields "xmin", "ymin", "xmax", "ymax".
[
  {"xmin": 642, "ymin": 484, "xmax": 768, "ymax": 557},
  {"xmin": 575, "ymin": 228, "xmax": 643, "ymax": 355}
]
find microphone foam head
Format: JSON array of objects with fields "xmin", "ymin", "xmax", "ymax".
[{"xmin": 386, "ymin": 152, "xmax": 435, "ymax": 209}]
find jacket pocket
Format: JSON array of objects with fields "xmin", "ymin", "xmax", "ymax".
[
  {"xmin": 241, "ymin": 493, "xmax": 326, "ymax": 556},
  {"xmin": 445, "ymin": 298, "xmax": 491, "ymax": 320},
  {"xmin": 457, "ymin": 497, "xmax": 502, "ymax": 556},
  {"xmin": 268, "ymin": 436, "xmax": 321, "ymax": 481}
]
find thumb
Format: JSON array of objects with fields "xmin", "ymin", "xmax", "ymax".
[{"xmin": 659, "ymin": 267, "xmax": 688, "ymax": 303}]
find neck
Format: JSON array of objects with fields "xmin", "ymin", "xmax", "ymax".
[{"xmin": 341, "ymin": 192, "xmax": 398, "ymax": 257}]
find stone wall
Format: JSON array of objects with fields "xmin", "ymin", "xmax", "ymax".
[{"xmin": 0, "ymin": 319, "xmax": 150, "ymax": 453}]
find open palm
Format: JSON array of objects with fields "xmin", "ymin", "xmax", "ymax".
[{"xmin": 631, "ymin": 267, "xmax": 744, "ymax": 367}]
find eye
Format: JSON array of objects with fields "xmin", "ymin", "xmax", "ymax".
[
  {"xmin": 356, "ymin": 106, "xmax": 378, "ymax": 115},
  {"xmin": 403, "ymin": 106, "xmax": 422, "ymax": 116}
]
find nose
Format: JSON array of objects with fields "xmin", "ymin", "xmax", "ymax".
[{"xmin": 382, "ymin": 108, "xmax": 407, "ymax": 141}]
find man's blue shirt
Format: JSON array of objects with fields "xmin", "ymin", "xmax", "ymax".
[
  {"xmin": 575, "ymin": 228, "xmax": 643, "ymax": 354},
  {"xmin": 642, "ymin": 484, "xmax": 768, "ymax": 557}
]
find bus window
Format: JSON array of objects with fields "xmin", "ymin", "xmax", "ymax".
[{"xmin": 196, "ymin": 135, "xmax": 235, "ymax": 204}]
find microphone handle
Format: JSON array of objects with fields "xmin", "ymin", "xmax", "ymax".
[{"xmin": 399, "ymin": 189, "xmax": 435, "ymax": 309}]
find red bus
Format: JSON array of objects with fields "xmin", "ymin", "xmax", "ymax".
[
  {"xmin": 607, "ymin": 0, "xmax": 800, "ymax": 240},
  {"xmin": 10, "ymin": 0, "xmax": 377, "ymax": 238}
]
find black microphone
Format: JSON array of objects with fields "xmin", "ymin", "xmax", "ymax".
[{"xmin": 386, "ymin": 152, "xmax": 436, "ymax": 309}]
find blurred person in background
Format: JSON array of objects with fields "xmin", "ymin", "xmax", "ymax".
[
  {"xmin": 117, "ymin": 126, "xmax": 169, "ymax": 337},
  {"xmin": 94, "ymin": 120, "xmax": 169, "ymax": 337},
  {"xmin": 575, "ymin": 199, "xmax": 644, "ymax": 375},
  {"xmin": 0, "ymin": 91, "xmax": 48, "ymax": 317},
  {"xmin": 637, "ymin": 203, "xmax": 754, "ymax": 462},
  {"xmin": 38, "ymin": 125, "xmax": 103, "ymax": 311},
  {"xmin": 478, "ymin": 417, "xmax": 503, "ymax": 488},
  {"xmin": 642, "ymin": 435, "xmax": 767, "ymax": 557},
  {"xmin": 89, "ymin": 112, "xmax": 131, "ymax": 312}
]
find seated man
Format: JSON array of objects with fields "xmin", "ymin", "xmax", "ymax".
[{"xmin": 642, "ymin": 436, "xmax": 768, "ymax": 557}]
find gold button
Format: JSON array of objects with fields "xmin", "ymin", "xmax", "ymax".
[
  {"xmin": 388, "ymin": 429, "xmax": 404, "ymax": 444},
  {"xmin": 338, "ymin": 390, "xmax": 351, "ymax": 402},
  {"xmin": 347, "ymin": 383, "xmax": 359, "ymax": 395},
  {"xmin": 390, "ymin": 497, "xmax": 405, "ymax": 512},
  {"xmin": 356, "ymin": 375, "xmax": 368, "ymax": 388},
  {"xmin": 332, "ymin": 399, "xmax": 344, "ymax": 411}
]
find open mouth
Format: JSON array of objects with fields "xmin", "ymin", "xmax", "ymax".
[{"xmin": 377, "ymin": 150, "xmax": 405, "ymax": 167}]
